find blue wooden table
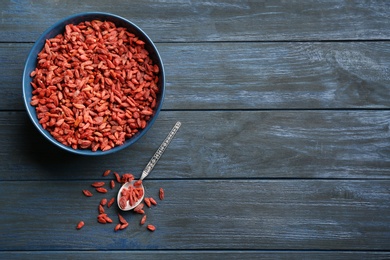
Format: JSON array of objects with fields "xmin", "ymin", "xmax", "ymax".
[{"xmin": 1, "ymin": 1, "xmax": 389, "ymax": 259}]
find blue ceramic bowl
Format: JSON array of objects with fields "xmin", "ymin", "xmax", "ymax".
[{"xmin": 22, "ymin": 12, "xmax": 165, "ymax": 155}]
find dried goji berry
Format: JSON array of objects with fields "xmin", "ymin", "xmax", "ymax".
[
  {"xmin": 134, "ymin": 180, "xmax": 142, "ymax": 187},
  {"xmin": 96, "ymin": 187, "xmax": 108, "ymax": 193},
  {"xmin": 76, "ymin": 221, "xmax": 84, "ymax": 230},
  {"xmin": 99, "ymin": 204, "xmax": 105, "ymax": 214},
  {"xmin": 30, "ymin": 20, "xmax": 160, "ymax": 152},
  {"xmin": 82, "ymin": 190, "xmax": 93, "ymax": 197},
  {"xmin": 147, "ymin": 224, "xmax": 156, "ymax": 231},
  {"xmin": 107, "ymin": 197, "xmax": 115, "ymax": 208},
  {"xmin": 119, "ymin": 196, "xmax": 127, "ymax": 209},
  {"xmin": 140, "ymin": 215, "xmax": 147, "ymax": 225},
  {"xmin": 118, "ymin": 213, "xmax": 127, "ymax": 224},
  {"xmin": 105, "ymin": 216, "xmax": 113, "ymax": 223},
  {"xmin": 149, "ymin": 197, "xmax": 157, "ymax": 206},
  {"xmin": 134, "ymin": 203, "xmax": 144, "ymax": 212},
  {"xmin": 114, "ymin": 172, "xmax": 121, "ymax": 183},
  {"xmin": 144, "ymin": 197, "xmax": 151, "ymax": 208},
  {"xmin": 120, "ymin": 223, "xmax": 129, "ymax": 230},
  {"xmin": 114, "ymin": 223, "xmax": 121, "ymax": 232},
  {"xmin": 121, "ymin": 173, "xmax": 134, "ymax": 183},
  {"xmin": 97, "ymin": 216, "xmax": 107, "ymax": 224},
  {"xmin": 159, "ymin": 188, "xmax": 164, "ymax": 200},
  {"xmin": 91, "ymin": 182, "xmax": 105, "ymax": 188},
  {"xmin": 134, "ymin": 209, "xmax": 145, "ymax": 214}
]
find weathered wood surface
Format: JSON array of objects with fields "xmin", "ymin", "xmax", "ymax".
[
  {"xmin": 2, "ymin": 41, "xmax": 390, "ymax": 110},
  {"xmin": 1, "ymin": 110, "xmax": 389, "ymax": 180},
  {"xmin": 0, "ymin": 180, "xmax": 389, "ymax": 250},
  {"xmin": 1, "ymin": 0, "xmax": 389, "ymax": 42},
  {"xmin": 1, "ymin": 251, "xmax": 390, "ymax": 260},
  {"xmin": 0, "ymin": 0, "xmax": 389, "ymax": 258}
]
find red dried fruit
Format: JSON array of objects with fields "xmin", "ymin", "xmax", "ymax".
[
  {"xmin": 114, "ymin": 172, "xmax": 121, "ymax": 183},
  {"xmin": 100, "ymin": 198, "xmax": 107, "ymax": 206},
  {"xmin": 30, "ymin": 20, "xmax": 160, "ymax": 152},
  {"xmin": 144, "ymin": 197, "xmax": 151, "ymax": 208},
  {"xmin": 97, "ymin": 213, "xmax": 112, "ymax": 224},
  {"xmin": 118, "ymin": 213, "xmax": 127, "ymax": 224},
  {"xmin": 114, "ymin": 223, "xmax": 121, "ymax": 232},
  {"xmin": 140, "ymin": 215, "xmax": 147, "ymax": 225},
  {"xmin": 120, "ymin": 223, "xmax": 129, "ymax": 230},
  {"xmin": 149, "ymin": 197, "xmax": 157, "ymax": 206},
  {"xmin": 107, "ymin": 197, "xmax": 115, "ymax": 208},
  {"xmin": 159, "ymin": 188, "xmax": 164, "ymax": 200},
  {"xmin": 97, "ymin": 216, "xmax": 107, "ymax": 224},
  {"xmin": 82, "ymin": 190, "xmax": 93, "ymax": 197},
  {"xmin": 134, "ymin": 180, "xmax": 142, "ymax": 187},
  {"xmin": 134, "ymin": 209, "xmax": 145, "ymax": 214},
  {"xmin": 105, "ymin": 216, "xmax": 113, "ymax": 223},
  {"xmin": 98, "ymin": 204, "xmax": 105, "ymax": 214},
  {"xmin": 96, "ymin": 187, "xmax": 108, "ymax": 193},
  {"xmin": 119, "ymin": 196, "xmax": 127, "ymax": 210},
  {"xmin": 147, "ymin": 224, "xmax": 156, "ymax": 231},
  {"xmin": 76, "ymin": 221, "xmax": 84, "ymax": 230},
  {"xmin": 103, "ymin": 170, "xmax": 111, "ymax": 177},
  {"xmin": 121, "ymin": 173, "xmax": 134, "ymax": 183},
  {"xmin": 80, "ymin": 167, "xmax": 166, "ymax": 234},
  {"xmin": 134, "ymin": 203, "xmax": 144, "ymax": 212},
  {"xmin": 91, "ymin": 182, "xmax": 105, "ymax": 188},
  {"xmin": 118, "ymin": 181, "xmax": 145, "ymax": 209}
]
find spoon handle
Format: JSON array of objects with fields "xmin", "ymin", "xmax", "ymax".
[{"xmin": 140, "ymin": 121, "xmax": 182, "ymax": 181}]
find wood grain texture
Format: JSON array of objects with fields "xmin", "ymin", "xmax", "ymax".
[
  {"xmin": 161, "ymin": 42, "xmax": 390, "ymax": 109},
  {"xmin": 0, "ymin": 110, "xmax": 389, "ymax": 180},
  {"xmin": 1, "ymin": 251, "xmax": 390, "ymax": 260},
  {"xmin": 0, "ymin": 180, "xmax": 389, "ymax": 250},
  {"xmin": 1, "ymin": 0, "xmax": 389, "ymax": 256},
  {"xmin": 2, "ymin": 41, "xmax": 390, "ymax": 111},
  {"xmin": 0, "ymin": 0, "xmax": 389, "ymax": 42}
]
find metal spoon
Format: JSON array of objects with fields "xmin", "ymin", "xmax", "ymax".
[{"xmin": 117, "ymin": 121, "xmax": 181, "ymax": 211}]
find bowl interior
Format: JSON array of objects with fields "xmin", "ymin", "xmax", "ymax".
[{"xmin": 23, "ymin": 12, "xmax": 165, "ymax": 155}]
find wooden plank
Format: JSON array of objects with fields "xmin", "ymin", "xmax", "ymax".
[
  {"xmin": 2, "ymin": 41, "xmax": 390, "ymax": 111},
  {"xmin": 1, "ymin": 251, "xmax": 389, "ymax": 260},
  {"xmin": 0, "ymin": 0, "xmax": 389, "ymax": 42},
  {"xmin": 160, "ymin": 42, "xmax": 390, "ymax": 110},
  {"xmin": 0, "ymin": 180, "xmax": 389, "ymax": 250},
  {"xmin": 1, "ymin": 110, "xmax": 389, "ymax": 180},
  {"xmin": 0, "ymin": 43, "xmax": 29, "ymax": 110}
]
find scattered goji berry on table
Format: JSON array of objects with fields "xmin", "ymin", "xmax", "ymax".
[{"xmin": 76, "ymin": 221, "xmax": 84, "ymax": 230}]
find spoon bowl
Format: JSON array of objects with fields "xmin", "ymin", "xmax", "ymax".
[
  {"xmin": 117, "ymin": 121, "xmax": 181, "ymax": 211},
  {"xmin": 117, "ymin": 180, "xmax": 145, "ymax": 211}
]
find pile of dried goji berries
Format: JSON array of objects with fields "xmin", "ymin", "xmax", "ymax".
[
  {"xmin": 76, "ymin": 169, "xmax": 164, "ymax": 232},
  {"xmin": 29, "ymin": 20, "xmax": 160, "ymax": 151}
]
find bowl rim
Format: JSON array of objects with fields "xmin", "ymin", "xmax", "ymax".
[{"xmin": 22, "ymin": 12, "xmax": 165, "ymax": 156}]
